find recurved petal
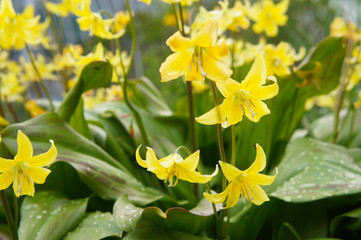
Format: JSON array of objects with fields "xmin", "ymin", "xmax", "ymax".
[
  {"xmin": 135, "ymin": 145, "xmax": 148, "ymax": 168},
  {"xmin": 249, "ymin": 76, "xmax": 279, "ymax": 100},
  {"xmin": 145, "ymin": 147, "xmax": 168, "ymax": 180},
  {"xmin": 14, "ymin": 130, "xmax": 33, "ymax": 162},
  {"xmin": 248, "ymin": 171, "xmax": 277, "ymax": 185},
  {"xmin": 241, "ymin": 52, "xmax": 267, "ymax": 90},
  {"xmin": 27, "ymin": 140, "xmax": 57, "ymax": 167},
  {"xmin": 160, "ymin": 52, "xmax": 192, "ymax": 82},
  {"xmin": 177, "ymin": 164, "xmax": 218, "ymax": 184},
  {"xmin": 204, "ymin": 183, "xmax": 231, "ymax": 204},
  {"xmin": 0, "ymin": 171, "xmax": 14, "ymax": 191},
  {"xmin": 27, "ymin": 167, "xmax": 51, "ymax": 184},
  {"xmin": 196, "ymin": 100, "xmax": 229, "ymax": 125},
  {"xmin": 265, "ymin": 23, "xmax": 278, "ymax": 37},
  {"xmin": 0, "ymin": 157, "xmax": 15, "ymax": 172},
  {"xmin": 219, "ymin": 161, "xmax": 242, "ymax": 182},
  {"xmin": 244, "ymin": 98, "xmax": 270, "ymax": 123},
  {"xmin": 166, "ymin": 31, "xmax": 192, "ymax": 52},
  {"xmin": 192, "ymin": 21, "xmax": 218, "ymax": 47},
  {"xmin": 177, "ymin": 150, "xmax": 200, "ymax": 172},
  {"xmin": 216, "ymin": 78, "xmax": 241, "ymax": 98},
  {"xmin": 245, "ymin": 144, "xmax": 266, "ymax": 173},
  {"xmin": 202, "ymin": 53, "xmax": 233, "ymax": 82}
]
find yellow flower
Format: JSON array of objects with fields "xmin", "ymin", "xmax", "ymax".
[
  {"xmin": 136, "ymin": 146, "xmax": 218, "ymax": 186},
  {"xmin": 0, "ymin": 72, "xmax": 26, "ymax": 102},
  {"xmin": 160, "ymin": 21, "xmax": 232, "ymax": 82},
  {"xmin": 192, "ymin": 0, "xmax": 250, "ymax": 34},
  {"xmin": 0, "ymin": 0, "xmax": 49, "ymax": 49},
  {"xmin": 204, "ymin": 144, "xmax": 277, "ymax": 208},
  {"xmin": 45, "ymin": 0, "xmax": 82, "ymax": 17},
  {"xmin": 20, "ymin": 54, "xmax": 57, "ymax": 82},
  {"xmin": 141, "ymin": 0, "xmax": 199, "ymax": 5},
  {"xmin": 196, "ymin": 52, "xmax": 278, "ymax": 127},
  {"xmin": 264, "ymin": 42, "xmax": 305, "ymax": 76},
  {"xmin": 0, "ymin": 130, "xmax": 57, "ymax": 197},
  {"xmin": 250, "ymin": 0, "xmax": 289, "ymax": 37},
  {"xmin": 138, "ymin": 0, "xmax": 152, "ymax": 4},
  {"xmin": 112, "ymin": 11, "xmax": 130, "ymax": 34},
  {"xmin": 25, "ymin": 100, "xmax": 46, "ymax": 117},
  {"xmin": 330, "ymin": 17, "xmax": 361, "ymax": 41},
  {"xmin": 75, "ymin": 0, "xmax": 124, "ymax": 39}
]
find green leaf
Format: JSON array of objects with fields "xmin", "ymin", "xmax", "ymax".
[
  {"xmin": 18, "ymin": 191, "xmax": 88, "ymax": 240},
  {"xmin": 270, "ymin": 138, "xmax": 361, "ymax": 202},
  {"xmin": 64, "ymin": 211, "xmax": 122, "ymax": 240},
  {"xmin": 56, "ymin": 61, "xmax": 113, "ymax": 122},
  {"xmin": 330, "ymin": 207, "xmax": 361, "ymax": 237},
  {"xmin": 0, "ymin": 113, "xmax": 164, "ymax": 205},
  {"xmin": 69, "ymin": 98, "xmax": 92, "ymax": 139}
]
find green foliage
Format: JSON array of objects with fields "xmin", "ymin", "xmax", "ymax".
[{"xmin": 18, "ymin": 191, "xmax": 88, "ymax": 240}]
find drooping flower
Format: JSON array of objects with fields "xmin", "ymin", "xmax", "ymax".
[
  {"xmin": 160, "ymin": 21, "xmax": 232, "ymax": 82},
  {"xmin": 330, "ymin": 17, "xmax": 361, "ymax": 41},
  {"xmin": 25, "ymin": 100, "xmax": 47, "ymax": 117},
  {"xmin": 264, "ymin": 42, "xmax": 305, "ymax": 76},
  {"xmin": 204, "ymin": 144, "xmax": 277, "ymax": 208},
  {"xmin": 139, "ymin": 0, "xmax": 199, "ymax": 6},
  {"xmin": 196, "ymin": 52, "xmax": 278, "ymax": 127},
  {"xmin": 0, "ymin": 130, "xmax": 57, "ymax": 197},
  {"xmin": 250, "ymin": 0, "xmax": 289, "ymax": 37},
  {"xmin": 45, "ymin": 0, "xmax": 82, "ymax": 17},
  {"xmin": 136, "ymin": 146, "xmax": 218, "ymax": 186},
  {"xmin": 0, "ymin": 0, "xmax": 49, "ymax": 49}
]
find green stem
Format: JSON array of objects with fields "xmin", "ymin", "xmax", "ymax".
[
  {"xmin": 230, "ymin": 125, "xmax": 236, "ymax": 166},
  {"xmin": 122, "ymin": 0, "xmax": 149, "ymax": 146},
  {"xmin": 178, "ymin": 3, "xmax": 186, "ymax": 36},
  {"xmin": 13, "ymin": 196, "xmax": 18, "ymax": 228},
  {"xmin": 347, "ymin": 107, "xmax": 356, "ymax": 147},
  {"xmin": 0, "ymin": 191, "xmax": 18, "ymax": 240},
  {"xmin": 187, "ymin": 82, "xmax": 197, "ymax": 152},
  {"xmin": 171, "ymin": 3, "xmax": 181, "ymax": 34},
  {"xmin": 25, "ymin": 45, "xmax": 54, "ymax": 111},
  {"xmin": 6, "ymin": 101, "xmax": 19, "ymax": 123}
]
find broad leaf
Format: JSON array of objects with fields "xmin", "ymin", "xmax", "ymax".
[
  {"xmin": 64, "ymin": 211, "xmax": 122, "ymax": 240},
  {"xmin": 270, "ymin": 138, "xmax": 361, "ymax": 202},
  {"xmin": 18, "ymin": 191, "xmax": 88, "ymax": 240}
]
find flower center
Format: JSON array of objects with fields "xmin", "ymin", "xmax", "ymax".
[
  {"xmin": 13, "ymin": 162, "xmax": 32, "ymax": 196},
  {"xmin": 235, "ymin": 89, "xmax": 257, "ymax": 118},
  {"xmin": 165, "ymin": 165, "xmax": 178, "ymax": 187},
  {"xmin": 190, "ymin": 47, "xmax": 206, "ymax": 77}
]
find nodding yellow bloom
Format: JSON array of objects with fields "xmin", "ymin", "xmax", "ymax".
[
  {"xmin": 192, "ymin": 0, "xmax": 250, "ymax": 34},
  {"xmin": 196, "ymin": 52, "xmax": 278, "ymax": 127},
  {"xmin": 75, "ymin": 0, "xmax": 125, "ymax": 39},
  {"xmin": 0, "ymin": 130, "xmax": 57, "ymax": 197},
  {"xmin": 0, "ymin": 0, "xmax": 49, "ymax": 49},
  {"xmin": 264, "ymin": 42, "xmax": 305, "ymax": 76},
  {"xmin": 112, "ymin": 11, "xmax": 130, "ymax": 34},
  {"xmin": 160, "ymin": 21, "xmax": 232, "ymax": 82},
  {"xmin": 330, "ymin": 17, "xmax": 361, "ymax": 41},
  {"xmin": 45, "ymin": 0, "xmax": 82, "ymax": 17},
  {"xmin": 140, "ymin": 0, "xmax": 199, "ymax": 5},
  {"xmin": 250, "ymin": 0, "xmax": 289, "ymax": 37},
  {"xmin": 204, "ymin": 144, "xmax": 277, "ymax": 208},
  {"xmin": 0, "ymin": 116, "xmax": 9, "ymax": 127},
  {"xmin": 20, "ymin": 54, "xmax": 57, "ymax": 82},
  {"xmin": 136, "ymin": 146, "xmax": 218, "ymax": 187}
]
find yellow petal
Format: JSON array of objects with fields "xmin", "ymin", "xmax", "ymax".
[
  {"xmin": 227, "ymin": 97, "xmax": 244, "ymax": 126},
  {"xmin": 27, "ymin": 167, "xmax": 51, "ymax": 184},
  {"xmin": 166, "ymin": 31, "xmax": 192, "ymax": 52},
  {"xmin": 14, "ymin": 130, "xmax": 33, "ymax": 162},
  {"xmin": 219, "ymin": 161, "xmax": 242, "ymax": 182},
  {"xmin": 241, "ymin": 52, "xmax": 267, "ymax": 90},
  {"xmin": 145, "ymin": 147, "xmax": 168, "ymax": 180},
  {"xmin": 192, "ymin": 21, "xmax": 218, "ymax": 47},
  {"xmin": 204, "ymin": 183, "xmax": 231, "ymax": 204},
  {"xmin": 160, "ymin": 52, "xmax": 192, "ymax": 82},
  {"xmin": 249, "ymin": 76, "xmax": 279, "ymax": 100},
  {"xmin": 216, "ymin": 78, "xmax": 241, "ymax": 98},
  {"xmin": 135, "ymin": 145, "xmax": 148, "ymax": 168},
  {"xmin": 0, "ymin": 157, "xmax": 15, "ymax": 172},
  {"xmin": 245, "ymin": 144, "xmax": 266, "ymax": 173},
  {"xmin": 206, "ymin": 42, "xmax": 229, "ymax": 60},
  {"xmin": 265, "ymin": 23, "xmax": 278, "ymax": 37},
  {"xmin": 0, "ymin": 0, "xmax": 16, "ymax": 17},
  {"xmin": 13, "ymin": 174, "xmax": 35, "ymax": 197},
  {"xmin": 202, "ymin": 52, "xmax": 233, "ymax": 82},
  {"xmin": 27, "ymin": 140, "xmax": 57, "ymax": 167},
  {"xmin": 0, "ymin": 171, "xmax": 14, "ymax": 191},
  {"xmin": 243, "ymin": 98, "xmax": 270, "ymax": 122},
  {"xmin": 225, "ymin": 182, "xmax": 241, "ymax": 208},
  {"xmin": 249, "ymin": 172, "xmax": 277, "ymax": 185},
  {"xmin": 177, "ymin": 150, "xmax": 200, "ymax": 172},
  {"xmin": 185, "ymin": 59, "xmax": 204, "ymax": 81},
  {"xmin": 245, "ymin": 182, "xmax": 269, "ymax": 205},
  {"xmin": 196, "ymin": 99, "xmax": 230, "ymax": 125},
  {"xmin": 177, "ymin": 164, "xmax": 218, "ymax": 184}
]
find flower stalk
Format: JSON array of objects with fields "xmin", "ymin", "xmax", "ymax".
[
  {"xmin": 25, "ymin": 44, "xmax": 54, "ymax": 112},
  {"xmin": 0, "ymin": 191, "xmax": 18, "ymax": 240}
]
